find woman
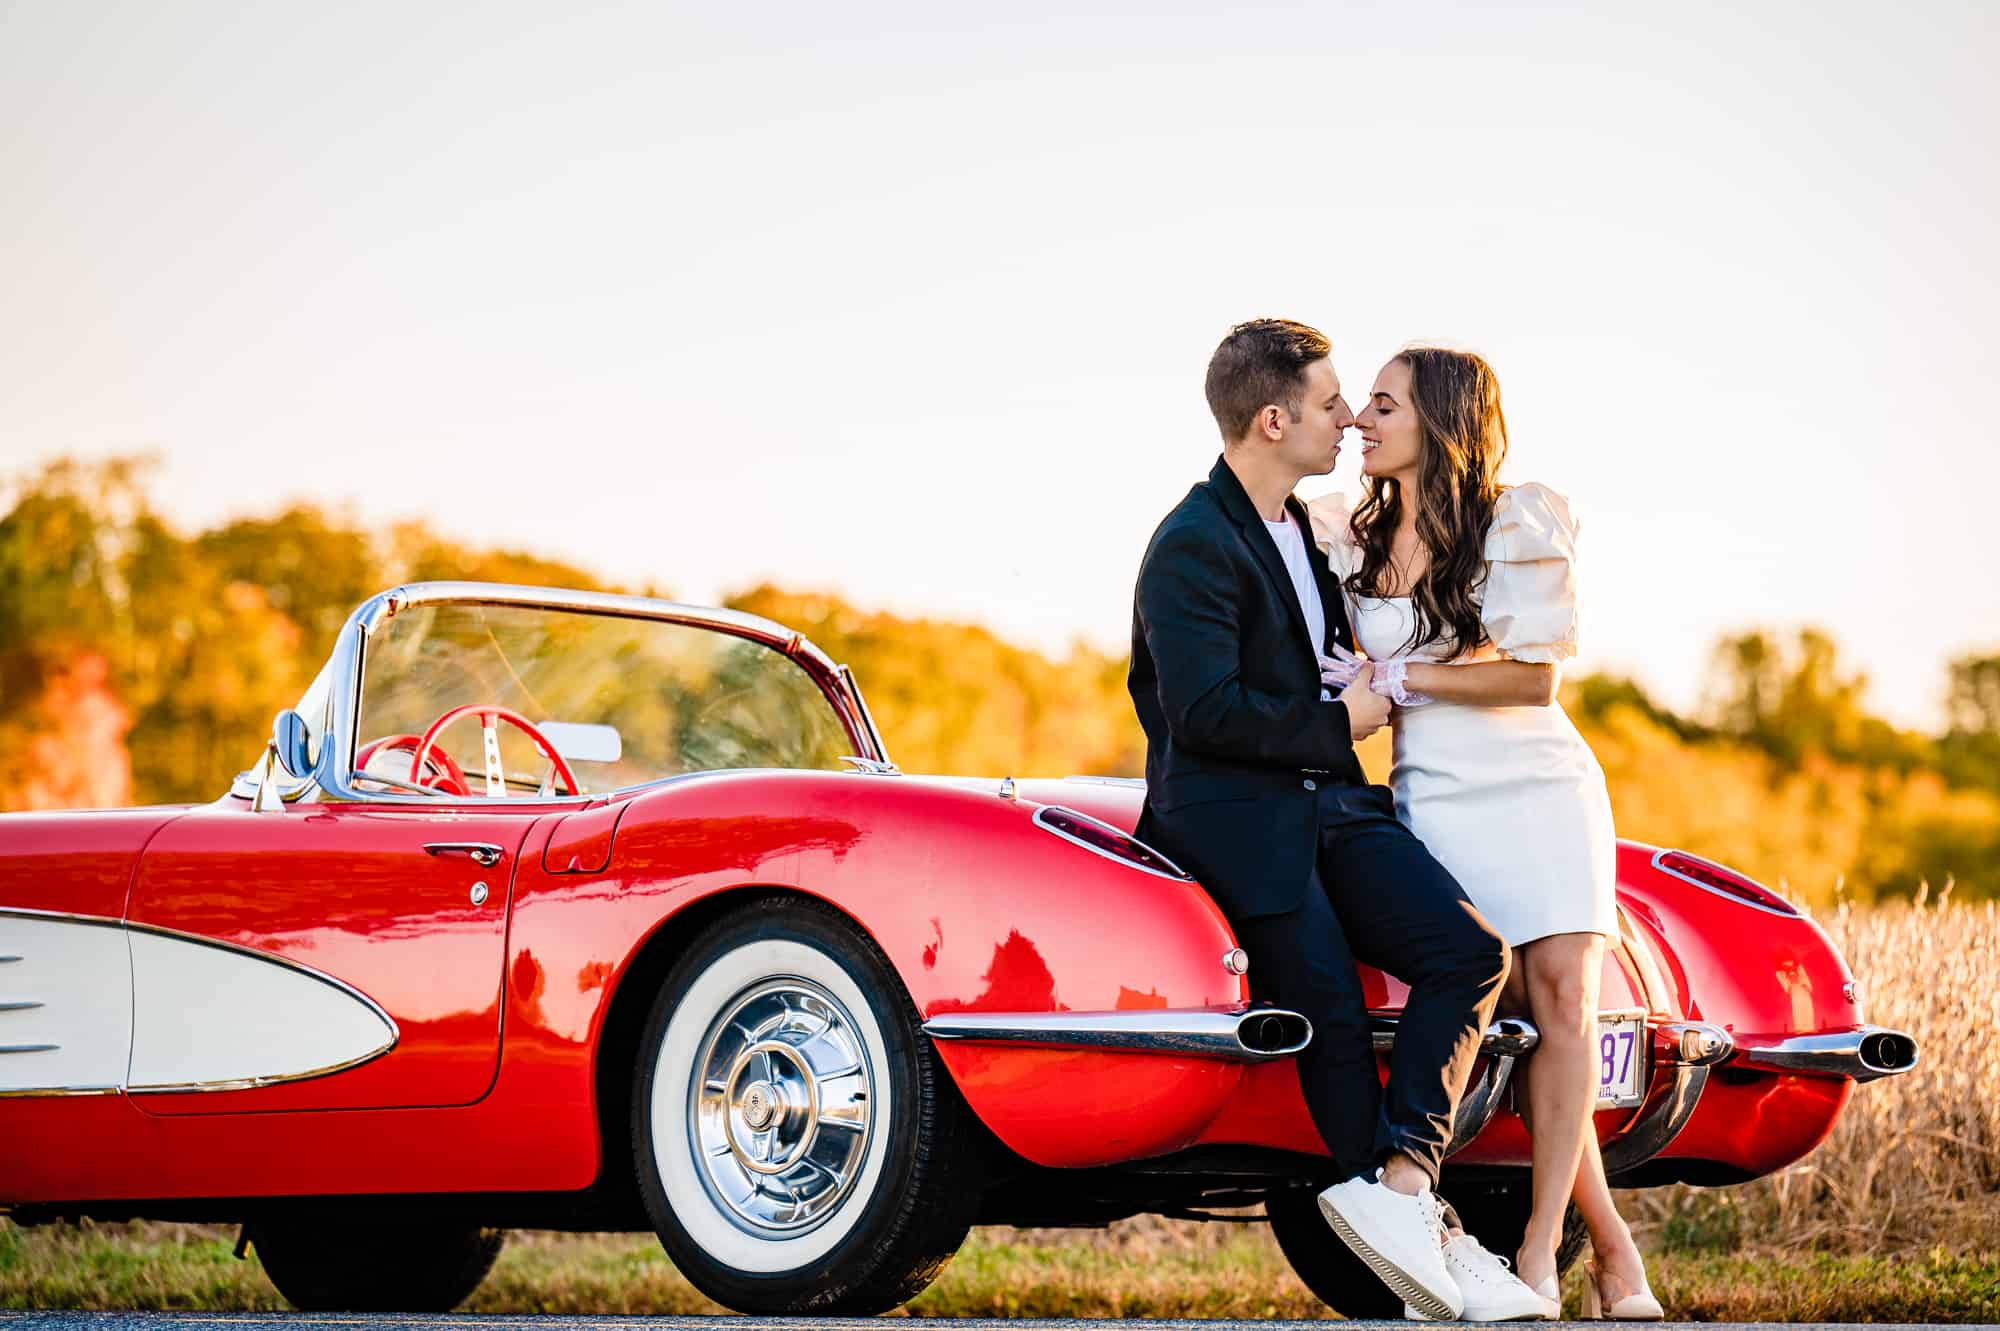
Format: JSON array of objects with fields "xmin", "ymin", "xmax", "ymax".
[{"xmin": 1307, "ymin": 347, "xmax": 1662, "ymax": 1321}]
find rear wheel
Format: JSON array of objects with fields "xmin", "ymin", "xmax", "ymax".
[
  {"xmin": 1269, "ymin": 1178, "xmax": 1585, "ymax": 1318},
  {"xmin": 631, "ymin": 896, "xmax": 980, "ymax": 1314},
  {"xmin": 247, "ymin": 1218, "xmax": 503, "ymax": 1311}
]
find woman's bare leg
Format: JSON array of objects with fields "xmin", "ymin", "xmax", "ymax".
[
  {"xmin": 1572, "ymin": 1126, "xmax": 1650, "ymax": 1301},
  {"xmin": 1512, "ymin": 932, "xmax": 1602, "ymax": 1291}
]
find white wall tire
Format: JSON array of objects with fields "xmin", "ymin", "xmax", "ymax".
[{"xmin": 630, "ymin": 897, "xmax": 979, "ymax": 1314}]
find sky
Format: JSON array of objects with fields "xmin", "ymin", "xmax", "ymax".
[{"xmin": 2, "ymin": 1, "xmax": 1995, "ymax": 729}]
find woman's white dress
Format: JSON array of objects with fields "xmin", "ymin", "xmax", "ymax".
[{"xmin": 1305, "ymin": 483, "xmax": 1618, "ymax": 945}]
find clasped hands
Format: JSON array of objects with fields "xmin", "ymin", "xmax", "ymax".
[{"xmin": 1319, "ymin": 642, "xmax": 1433, "ymax": 708}]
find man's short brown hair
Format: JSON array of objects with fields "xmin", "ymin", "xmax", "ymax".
[{"xmin": 1204, "ymin": 318, "xmax": 1332, "ymax": 442}]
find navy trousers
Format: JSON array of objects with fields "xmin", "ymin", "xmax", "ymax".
[{"xmin": 1232, "ymin": 783, "xmax": 1509, "ymax": 1186}]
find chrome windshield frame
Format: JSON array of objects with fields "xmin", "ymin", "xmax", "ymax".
[{"xmin": 229, "ymin": 581, "xmax": 888, "ymax": 806}]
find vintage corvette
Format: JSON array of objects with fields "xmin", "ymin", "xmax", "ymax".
[{"xmin": 0, "ymin": 582, "xmax": 1918, "ymax": 1315}]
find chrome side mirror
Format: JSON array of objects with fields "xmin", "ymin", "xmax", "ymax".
[{"xmin": 272, "ymin": 710, "xmax": 313, "ymax": 778}]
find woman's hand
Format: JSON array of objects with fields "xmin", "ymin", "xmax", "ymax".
[{"xmin": 1318, "ymin": 643, "xmax": 1367, "ymax": 691}]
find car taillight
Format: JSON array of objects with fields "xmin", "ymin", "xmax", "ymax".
[
  {"xmin": 1655, "ymin": 849, "xmax": 1800, "ymax": 917},
  {"xmin": 1033, "ymin": 806, "xmax": 1190, "ymax": 881}
]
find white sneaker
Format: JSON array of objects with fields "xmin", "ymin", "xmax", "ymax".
[
  {"xmin": 1317, "ymin": 1172, "xmax": 1464, "ymax": 1320},
  {"xmin": 1403, "ymin": 1233, "xmax": 1558, "ymax": 1321}
]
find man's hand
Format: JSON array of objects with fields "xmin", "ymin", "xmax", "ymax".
[{"xmin": 1341, "ymin": 664, "xmax": 1391, "ymax": 740}]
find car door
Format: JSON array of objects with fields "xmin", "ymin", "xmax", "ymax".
[{"xmin": 124, "ymin": 800, "xmax": 548, "ymax": 1113}]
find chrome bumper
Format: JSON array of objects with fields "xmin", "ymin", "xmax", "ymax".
[
  {"xmin": 1366, "ymin": 1015, "xmax": 1543, "ymax": 1155},
  {"xmin": 1652, "ymin": 1020, "xmax": 1920, "ymax": 1083},
  {"xmin": 921, "ymin": 1003, "xmax": 1313, "ymax": 1062}
]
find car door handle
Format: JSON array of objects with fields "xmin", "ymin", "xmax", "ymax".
[{"xmin": 424, "ymin": 841, "xmax": 504, "ymax": 867}]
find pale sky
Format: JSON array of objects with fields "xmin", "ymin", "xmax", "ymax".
[{"xmin": 3, "ymin": 1, "xmax": 1995, "ymax": 729}]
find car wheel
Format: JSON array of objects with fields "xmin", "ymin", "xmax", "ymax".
[
  {"xmin": 1268, "ymin": 1179, "xmax": 1585, "ymax": 1317},
  {"xmin": 247, "ymin": 1218, "xmax": 504, "ymax": 1311},
  {"xmin": 631, "ymin": 896, "xmax": 980, "ymax": 1314},
  {"xmin": 1268, "ymin": 1185, "xmax": 1406, "ymax": 1319}
]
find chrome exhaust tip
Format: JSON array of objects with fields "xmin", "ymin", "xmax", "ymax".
[
  {"xmin": 1856, "ymin": 1028, "xmax": 1919, "ymax": 1080},
  {"xmin": 1732, "ymin": 1024, "xmax": 1921, "ymax": 1083},
  {"xmin": 1235, "ymin": 1008, "xmax": 1312, "ymax": 1057}
]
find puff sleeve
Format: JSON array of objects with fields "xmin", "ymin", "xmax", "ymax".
[
  {"xmin": 1304, "ymin": 490, "xmax": 1361, "ymax": 579},
  {"xmin": 1480, "ymin": 482, "xmax": 1581, "ymax": 665}
]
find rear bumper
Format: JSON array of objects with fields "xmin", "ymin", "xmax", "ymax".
[{"xmin": 1654, "ymin": 1020, "xmax": 1919, "ymax": 1082}]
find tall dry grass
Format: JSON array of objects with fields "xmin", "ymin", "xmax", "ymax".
[{"xmin": 1622, "ymin": 889, "xmax": 2000, "ymax": 1255}]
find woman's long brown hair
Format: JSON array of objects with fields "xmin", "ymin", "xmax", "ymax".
[{"xmin": 1345, "ymin": 346, "xmax": 1509, "ymax": 659}]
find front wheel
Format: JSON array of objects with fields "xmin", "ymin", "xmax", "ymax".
[{"xmin": 631, "ymin": 896, "xmax": 980, "ymax": 1314}]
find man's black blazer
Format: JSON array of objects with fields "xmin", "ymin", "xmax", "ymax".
[{"xmin": 1129, "ymin": 456, "xmax": 1369, "ymax": 921}]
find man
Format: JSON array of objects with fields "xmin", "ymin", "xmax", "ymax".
[{"xmin": 1128, "ymin": 319, "xmax": 1529, "ymax": 1320}]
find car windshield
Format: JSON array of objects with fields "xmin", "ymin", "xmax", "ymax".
[{"xmin": 350, "ymin": 602, "xmax": 854, "ymax": 797}]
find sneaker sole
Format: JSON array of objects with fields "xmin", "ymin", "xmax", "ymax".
[
  {"xmin": 1317, "ymin": 1193, "xmax": 1462, "ymax": 1321},
  {"xmin": 1406, "ymin": 1304, "xmax": 1556, "ymax": 1322}
]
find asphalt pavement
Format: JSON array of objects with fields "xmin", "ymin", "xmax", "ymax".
[{"xmin": 0, "ymin": 1316, "xmax": 1985, "ymax": 1330}]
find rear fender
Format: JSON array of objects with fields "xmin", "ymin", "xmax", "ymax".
[{"xmin": 508, "ymin": 770, "xmax": 1257, "ymax": 1174}]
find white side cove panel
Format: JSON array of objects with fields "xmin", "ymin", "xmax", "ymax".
[
  {"xmin": 127, "ymin": 932, "xmax": 397, "ymax": 1092},
  {"xmin": 0, "ymin": 916, "xmax": 133, "ymax": 1095}
]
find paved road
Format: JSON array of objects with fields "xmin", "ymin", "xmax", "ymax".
[{"xmin": 0, "ymin": 1316, "xmax": 1979, "ymax": 1330}]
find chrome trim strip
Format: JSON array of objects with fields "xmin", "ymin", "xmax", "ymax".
[
  {"xmin": 1730, "ymin": 1026, "xmax": 1919, "ymax": 1083},
  {"xmin": 1061, "ymin": 776, "xmax": 1147, "ymax": 788},
  {"xmin": 1601, "ymin": 1064, "xmax": 1709, "ymax": 1178},
  {"xmin": 0, "ymin": 905, "xmax": 400, "ymax": 1094},
  {"xmin": 1649, "ymin": 847, "xmax": 1801, "ymax": 918},
  {"xmin": 1031, "ymin": 805, "xmax": 1192, "ymax": 882},
  {"xmin": 0, "ymin": 906, "xmax": 122, "ymax": 930},
  {"xmin": 0, "ymin": 1083, "xmax": 119, "ymax": 1098},
  {"xmin": 1372, "ymin": 1014, "xmax": 1541, "ymax": 1059},
  {"xmin": 0, "ymin": 1000, "xmax": 45, "ymax": 1012},
  {"xmin": 233, "ymin": 580, "xmax": 887, "ymax": 806},
  {"xmin": 128, "ymin": 1043, "xmax": 393, "ymax": 1095},
  {"xmin": 0, "ymin": 1043, "xmax": 59, "ymax": 1054},
  {"xmin": 922, "ymin": 1004, "xmax": 1312, "ymax": 1062}
]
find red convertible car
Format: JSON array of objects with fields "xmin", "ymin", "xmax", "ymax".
[{"xmin": 0, "ymin": 583, "xmax": 1916, "ymax": 1315}]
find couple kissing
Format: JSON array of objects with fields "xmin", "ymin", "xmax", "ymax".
[{"xmin": 1127, "ymin": 319, "xmax": 1661, "ymax": 1321}]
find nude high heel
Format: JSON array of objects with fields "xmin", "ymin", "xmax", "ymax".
[
  {"xmin": 1532, "ymin": 1275, "xmax": 1561, "ymax": 1320},
  {"xmin": 1581, "ymin": 1260, "xmax": 1664, "ymax": 1321}
]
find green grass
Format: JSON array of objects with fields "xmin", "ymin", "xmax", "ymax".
[{"xmin": 5, "ymin": 1220, "xmax": 1999, "ymax": 1321}]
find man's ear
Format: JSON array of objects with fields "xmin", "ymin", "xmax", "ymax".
[{"xmin": 1259, "ymin": 404, "xmax": 1285, "ymax": 442}]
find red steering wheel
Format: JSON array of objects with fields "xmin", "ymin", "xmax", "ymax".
[
  {"xmin": 355, "ymin": 733, "xmax": 473, "ymax": 796},
  {"xmin": 411, "ymin": 704, "xmax": 581, "ymax": 799}
]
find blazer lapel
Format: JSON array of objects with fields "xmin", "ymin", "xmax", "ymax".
[
  {"xmin": 1207, "ymin": 458, "xmax": 1319, "ymax": 667},
  {"xmin": 1287, "ymin": 493, "xmax": 1354, "ymax": 655}
]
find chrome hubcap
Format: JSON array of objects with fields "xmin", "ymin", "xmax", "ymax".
[{"xmin": 690, "ymin": 979, "xmax": 874, "ymax": 1235}]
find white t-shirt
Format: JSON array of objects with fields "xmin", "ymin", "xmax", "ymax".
[{"xmin": 1263, "ymin": 513, "xmax": 1332, "ymax": 701}]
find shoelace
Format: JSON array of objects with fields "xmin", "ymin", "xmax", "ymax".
[
  {"xmin": 1448, "ymin": 1233, "xmax": 1517, "ymax": 1286},
  {"xmin": 1417, "ymin": 1191, "xmax": 1448, "ymax": 1243}
]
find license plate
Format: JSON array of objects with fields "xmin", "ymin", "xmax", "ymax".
[{"xmin": 1595, "ymin": 1015, "xmax": 1646, "ymax": 1108}]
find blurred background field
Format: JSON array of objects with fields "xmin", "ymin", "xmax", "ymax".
[
  {"xmin": 6, "ymin": 454, "xmax": 2000, "ymax": 911},
  {"xmin": 3, "ymin": 457, "xmax": 1999, "ymax": 1317},
  {"xmin": 4, "ymin": 896, "xmax": 1996, "ymax": 1319}
]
